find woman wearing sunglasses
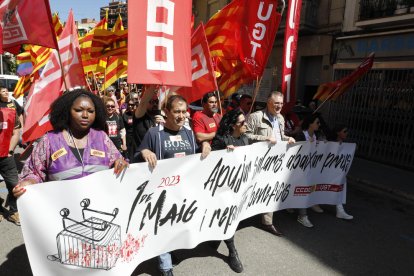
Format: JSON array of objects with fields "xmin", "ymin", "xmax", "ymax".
[
  {"xmin": 210, "ymin": 109, "xmax": 249, "ymax": 273},
  {"xmin": 105, "ymin": 98, "xmax": 127, "ymax": 157}
]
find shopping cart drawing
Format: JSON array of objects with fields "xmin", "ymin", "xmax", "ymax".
[{"xmin": 48, "ymin": 198, "xmax": 121, "ymax": 270}]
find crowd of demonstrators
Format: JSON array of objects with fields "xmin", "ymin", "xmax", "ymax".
[
  {"xmin": 210, "ymin": 109, "xmax": 249, "ymax": 273},
  {"xmin": 245, "ymin": 91, "xmax": 296, "ymax": 236},
  {"xmin": 1, "ymin": 77, "xmax": 357, "ymax": 275},
  {"xmin": 14, "ymin": 89, "xmax": 128, "ymax": 197},
  {"xmin": 0, "ymin": 86, "xmax": 22, "ymax": 225},
  {"xmin": 136, "ymin": 94, "xmax": 211, "ymax": 276}
]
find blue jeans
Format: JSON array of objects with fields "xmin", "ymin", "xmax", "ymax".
[{"xmin": 158, "ymin": 252, "xmax": 172, "ymax": 271}]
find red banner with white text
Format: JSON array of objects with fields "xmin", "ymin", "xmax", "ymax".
[
  {"xmin": 0, "ymin": 0, "xmax": 57, "ymax": 54},
  {"xmin": 205, "ymin": 0, "xmax": 281, "ymax": 97},
  {"xmin": 281, "ymin": 0, "xmax": 302, "ymax": 106},
  {"xmin": 128, "ymin": 0, "xmax": 192, "ymax": 87}
]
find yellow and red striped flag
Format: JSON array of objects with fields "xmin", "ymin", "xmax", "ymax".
[
  {"xmin": 80, "ymin": 16, "xmax": 108, "ymax": 73},
  {"xmin": 90, "ymin": 14, "xmax": 127, "ymax": 59},
  {"xmin": 52, "ymin": 13, "xmax": 63, "ymax": 38},
  {"xmin": 205, "ymin": 0, "xmax": 281, "ymax": 98},
  {"xmin": 13, "ymin": 75, "xmax": 33, "ymax": 99},
  {"xmin": 102, "ymin": 15, "xmax": 128, "ymax": 90}
]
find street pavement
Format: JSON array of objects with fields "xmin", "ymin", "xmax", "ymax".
[{"xmin": 1, "ymin": 181, "xmax": 414, "ymax": 276}]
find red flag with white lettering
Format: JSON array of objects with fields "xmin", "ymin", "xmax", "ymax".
[
  {"xmin": 22, "ymin": 10, "xmax": 86, "ymax": 142},
  {"xmin": 0, "ymin": 0, "xmax": 58, "ymax": 54},
  {"xmin": 176, "ymin": 23, "xmax": 217, "ymax": 104},
  {"xmin": 128, "ymin": 0, "xmax": 192, "ymax": 86},
  {"xmin": 238, "ymin": 0, "xmax": 281, "ymax": 77},
  {"xmin": 281, "ymin": 0, "xmax": 302, "ymax": 106}
]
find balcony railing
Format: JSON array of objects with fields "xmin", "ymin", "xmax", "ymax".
[{"xmin": 359, "ymin": 0, "xmax": 414, "ymax": 21}]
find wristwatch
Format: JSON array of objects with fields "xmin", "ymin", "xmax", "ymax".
[{"xmin": 9, "ymin": 150, "xmax": 14, "ymax": 155}]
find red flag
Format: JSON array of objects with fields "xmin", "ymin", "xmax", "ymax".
[
  {"xmin": 281, "ymin": 0, "xmax": 302, "ymax": 106},
  {"xmin": 23, "ymin": 10, "xmax": 86, "ymax": 142},
  {"xmin": 175, "ymin": 23, "xmax": 217, "ymax": 104},
  {"xmin": 205, "ymin": 0, "xmax": 281, "ymax": 97},
  {"xmin": 313, "ymin": 53, "xmax": 375, "ymax": 102},
  {"xmin": 0, "ymin": 0, "xmax": 58, "ymax": 54},
  {"xmin": 128, "ymin": 0, "xmax": 192, "ymax": 86}
]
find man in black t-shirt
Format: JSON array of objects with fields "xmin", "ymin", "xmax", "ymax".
[
  {"xmin": 133, "ymin": 85, "xmax": 165, "ymax": 149},
  {"xmin": 137, "ymin": 95, "xmax": 211, "ymax": 275}
]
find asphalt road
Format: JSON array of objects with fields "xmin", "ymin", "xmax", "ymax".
[{"xmin": 1, "ymin": 179, "xmax": 414, "ymax": 276}]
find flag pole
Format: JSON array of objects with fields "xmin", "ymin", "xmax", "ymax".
[
  {"xmin": 102, "ymin": 56, "xmax": 110, "ymax": 95},
  {"xmin": 312, "ymin": 86, "xmax": 340, "ymax": 114},
  {"xmin": 217, "ymin": 90, "xmax": 223, "ymax": 116},
  {"xmin": 85, "ymin": 72, "xmax": 93, "ymax": 92},
  {"xmin": 56, "ymin": 51, "xmax": 69, "ymax": 92},
  {"xmin": 249, "ymin": 75, "xmax": 263, "ymax": 115}
]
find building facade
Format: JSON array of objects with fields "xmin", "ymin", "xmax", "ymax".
[
  {"xmin": 327, "ymin": 0, "xmax": 414, "ymax": 170},
  {"xmin": 100, "ymin": 1, "xmax": 127, "ymax": 29}
]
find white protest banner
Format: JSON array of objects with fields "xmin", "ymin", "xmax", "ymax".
[{"xmin": 19, "ymin": 141, "xmax": 355, "ymax": 276}]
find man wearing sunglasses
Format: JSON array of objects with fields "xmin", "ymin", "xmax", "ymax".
[
  {"xmin": 132, "ymin": 85, "xmax": 165, "ymax": 153},
  {"xmin": 246, "ymin": 91, "xmax": 295, "ymax": 237}
]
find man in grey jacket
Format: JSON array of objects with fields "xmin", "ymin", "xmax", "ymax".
[{"xmin": 246, "ymin": 91, "xmax": 295, "ymax": 236}]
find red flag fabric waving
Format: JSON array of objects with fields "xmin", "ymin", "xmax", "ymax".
[
  {"xmin": 23, "ymin": 10, "xmax": 86, "ymax": 142},
  {"xmin": 175, "ymin": 23, "xmax": 217, "ymax": 104},
  {"xmin": 205, "ymin": 0, "xmax": 281, "ymax": 97},
  {"xmin": 128, "ymin": 0, "xmax": 192, "ymax": 86},
  {"xmin": 313, "ymin": 53, "xmax": 375, "ymax": 102},
  {"xmin": 281, "ymin": 0, "xmax": 302, "ymax": 106},
  {"xmin": 0, "ymin": 0, "xmax": 58, "ymax": 54}
]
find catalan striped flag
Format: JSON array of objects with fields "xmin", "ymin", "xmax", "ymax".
[
  {"xmin": 90, "ymin": 14, "xmax": 127, "ymax": 59},
  {"xmin": 13, "ymin": 75, "xmax": 33, "ymax": 99},
  {"xmin": 204, "ymin": 0, "xmax": 281, "ymax": 98},
  {"xmin": 80, "ymin": 17, "xmax": 108, "ymax": 73},
  {"xmin": 90, "ymin": 29, "xmax": 128, "ymax": 58},
  {"xmin": 52, "ymin": 13, "xmax": 63, "ymax": 38},
  {"xmin": 102, "ymin": 15, "xmax": 128, "ymax": 90}
]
